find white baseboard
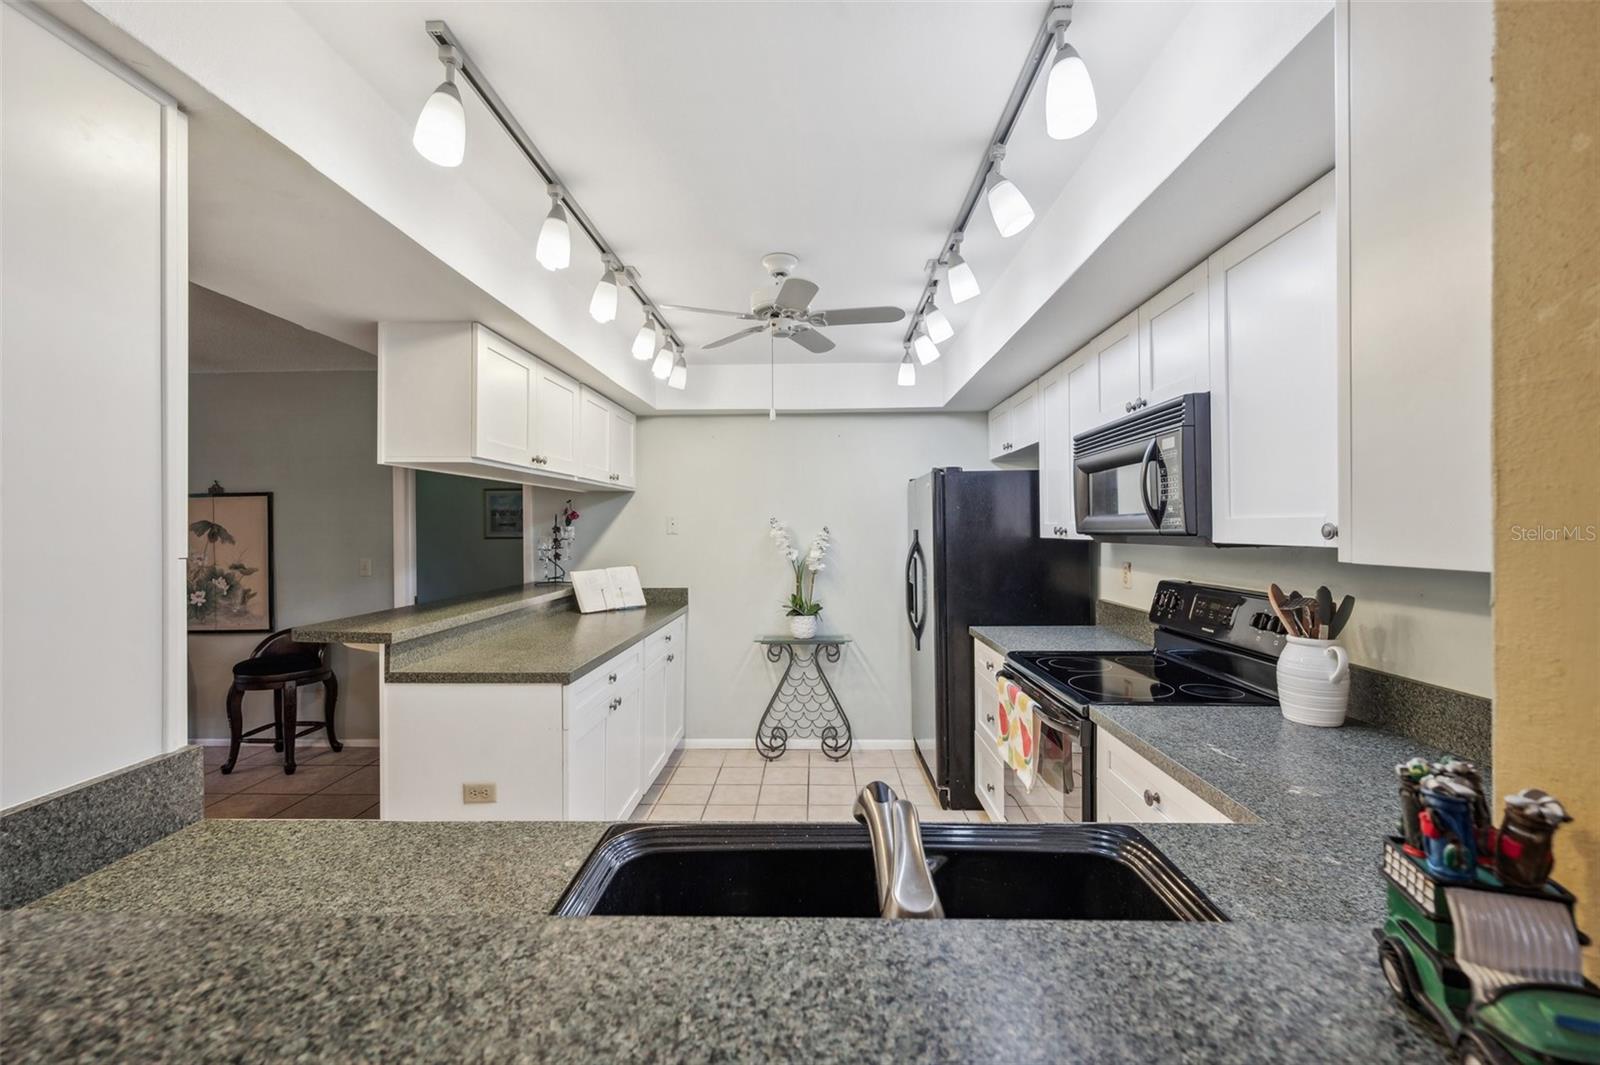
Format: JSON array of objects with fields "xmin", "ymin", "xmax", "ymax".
[
  {"xmin": 191, "ymin": 737, "xmax": 379, "ymax": 748},
  {"xmin": 682, "ymin": 738, "xmax": 912, "ymax": 750}
]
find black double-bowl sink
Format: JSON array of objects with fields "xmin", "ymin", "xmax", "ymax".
[{"xmin": 553, "ymin": 822, "xmax": 1225, "ymax": 922}]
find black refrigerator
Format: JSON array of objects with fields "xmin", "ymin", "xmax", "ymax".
[{"xmin": 906, "ymin": 468, "xmax": 1095, "ymax": 810}]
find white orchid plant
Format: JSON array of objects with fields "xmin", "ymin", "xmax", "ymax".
[{"xmin": 768, "ymin": 518, "xmax": 831, "ymax": 618}]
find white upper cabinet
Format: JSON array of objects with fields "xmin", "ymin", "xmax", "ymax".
[
  {"xmin": 987, "ymin": 381, "xmax": 1040, "ymax": 459},
  {"xmin": 1037, "ymin": 359, "xmax": 1088, "ymax": 540},
  {"xmin": 1137, "ymin": 262, "xmax": 1210, "ymax": 406},
  {"xmin": 1207, "ymin": 173, "xmax": 1338, "ymax": 547},
  {"xmin": 1337, "ymin": 0, "xmax": 1491, "ymax": 572},
  {"xmin": 379, "ymin": 322, "xmax": 636, "ymax": 492}
]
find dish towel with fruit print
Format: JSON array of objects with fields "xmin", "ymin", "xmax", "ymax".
[{"xmin": 994, "ymin": 675, "xmax": 1040, "ymax": 790}]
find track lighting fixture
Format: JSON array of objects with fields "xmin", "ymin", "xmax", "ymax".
[
  {"xmin": 632, "ymin": 316, "xmax": 659, "ymax": 360},
  {"xmin": 898, "ymin": 348, "xmax": 916, "ymax": 387},
  {"xmin": 912, "ymin": 323, "xmax": 942, "ymax": 366},
  {"xmin": 668, "ymin": 352, "xmax": 688, "ymax": 390},
  {"xmin": 536, "ymin": 186, "xmax": 571, "ymax": 271},
  {"xmin": 652, "ymin": 342, "xmax": 676, "ymax": 380},
  {"xmin": 412, "ymin": 45, "xmax": 465, "ymax": 167},
  {"xmin": 924, "ymin": 296, "xmax": 955, "ymax": 345},
  {"xmin": 589, "ymin": 260, "xmax": 621, "ymax": 323},
  {"xmin": 984, "ymin": 146, "xmax": 1034, "ymax": 238},
  {"xmin": 1045, "ymin": 11, "xmax": 1097, "ymax": 140},
  {"xmin": 945, "ymin": 240, "xmax": 980, "ymax": 305}
]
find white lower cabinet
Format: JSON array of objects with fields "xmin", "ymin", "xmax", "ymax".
[
  {"xmin": 564, "ymin": 686, "xmax": 609, "ymax": 821},
  {"xmin": 603, "ymin": 669, "xmax": 644, "ymax": 819},
  {"xmin": 1094, "ymin": 731, "xmax": 1231, "ymax": 824},
  {"xmin": 971, "ymin": 639, "xmax": 1007, "ymax": 822}
]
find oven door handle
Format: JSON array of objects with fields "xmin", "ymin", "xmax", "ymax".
[
  {"xmin": 1139, "ymin": 438, "xmax": 1168, "ymax": 530},
  {"xmin": 995, "ymin": 670, "xmax": 1084, "ymax": 732}
]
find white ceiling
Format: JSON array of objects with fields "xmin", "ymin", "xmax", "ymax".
[{"xmin": 290, "ymin": 1, "xmax": 1192, "ymax": 364}]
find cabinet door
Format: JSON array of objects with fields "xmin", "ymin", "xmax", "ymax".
[
  {"xmin": 564, "ymin": 690, "xmax": 608, "ymax": 820},
  {"xmin": 1008, "ymin": 383, "xmax": 1040, "ymax": 450},
  {"xmin": 473, "ymin": 329, "xmax": 536, "ymax": 467},
  {"xmin": 1138, "ymin": 262, "xmax": 1210, "ymax": 405},
  {"xmin": 1037, "ymin": 362, "xmax": 1074, "ymax": 539},
  {"xmin": 640, "ymin": 651, "xmax": 669, "ymax": 784},
  {"xmin": 664, "ymin": 630, "xmax": 686, "ymax": 748},
  {"xmin": 577, "ymin": 389, "xmax": 612, "ymax": 482},
  {"xmin": 531, "ymin": 360, "xmax": 581, "ymax": 476},
  {"xmin": 608, "ymin": 406, "xmax": 636, "ymax": 487},
  {"xmin": 987, "ymin": 404, "xmax": 1009, "ymax": 460},
  {"xmin": 1208, "ymin": 174, "xmax": 1337, "ymax": 546},
  {"xmin": 1087, "ymin": 313, "xmax": 1139, "ymax": 428},
  {"xmin": 604, "ymin": 671, "xmax": 644, "ymax": 819}
]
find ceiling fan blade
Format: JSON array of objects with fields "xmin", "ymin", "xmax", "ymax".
[
  {"xmin": 702, "ymin": 325, "xmax": 766, "ymax": 350},
  {"xmin": 772, "ymin": 277, "xmax": 819, "ymax": 312},
  {"xmin": 658, "ymin": 303, "xmax": 760, "ymax": 320},
  {"xmin": 809, "ymin": 306, "xmax": 906, "ymax": 327},
  {"xmin": 787, "ymin": 326, "xmax": 835, "ymax": 354}
]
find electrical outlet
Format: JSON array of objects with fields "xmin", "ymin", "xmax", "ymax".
[
  {"xmin": 462, "ymin": 782, "xmax": 497, "ymax": 804},
  {"xmin": 666, "ymin": 516, "xmax": 680, "ymax": 535},
  {"xmin": 1120, "ymin": 562, "xmax": 1133, "ymax": 589},
  {"xmin": 359, "ymin": 557, "xmax": 373, "ymax": 577}
]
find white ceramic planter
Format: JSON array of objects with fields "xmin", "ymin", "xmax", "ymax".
[
  {"xmin": 1277, "ymin": 636, "xmax": 1351, "ymax": 727},
  {"xmin": 788, "ymin": 614, "xmax": 819, "ymax": 639}
]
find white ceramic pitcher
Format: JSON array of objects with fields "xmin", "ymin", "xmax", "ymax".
[{"xmin": 1276, "ymin": 636, "xmax": 1350, "ymax": 727}]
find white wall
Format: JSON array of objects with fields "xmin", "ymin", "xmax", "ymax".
[
  {"xmin": 188, "ymin": 369, "xmax": 393, "ymax": 742},
  {"xmin": 1, "ymin": 5, "xmax": 182, "ymax": 806},
  {"xmin": 1100, "ymin": 543, "xmax": 1492, "ymax": 696},
  {"xmin": 552, "ymin": 413, "xmax": 992, "ymax": 742}
]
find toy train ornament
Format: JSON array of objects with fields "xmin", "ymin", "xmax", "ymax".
[{"xmin": 1378, "ymin": 757, "xmax": 1599, "ymax": 1064}]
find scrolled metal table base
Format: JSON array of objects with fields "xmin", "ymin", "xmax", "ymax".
[{"xmin": 754, "ymin": 637, "xmax": 852, "ymax": 761}]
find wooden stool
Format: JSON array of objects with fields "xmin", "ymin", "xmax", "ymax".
[{"xmin": 222, "ymin": 629, "xmax": 339, "ymax": 775}]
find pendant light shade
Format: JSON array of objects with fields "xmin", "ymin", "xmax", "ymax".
[
  {"xmin": 912, "ymin": 325, "xmax": 942, "ymax": 366},
  {"xmin": 985, "ymin": 166, "xmax": 1034, "ymax": 238},
  {"xmin": 652, "ymin": 344, "xmax": 675, "ymax": 380},
  {"xmin": 536, "ymin": 192, "xmax": 571, "ymax": 271},
  {"xmin": 924, "ymin": 301, "xmax": 955, "ymax": 344},
  {"xmin": 946, "ymin": 247, "xmax": 980, "ymax": 305},
  {"xmin": 1045, "ymin": 41, "xmax": 1097, "ymax": 140},
  {"xmin": 412, "ymin": 69, "xmax": 465, "ymax": 167},
  {"xmin": 668, "ymin": 353, "xmax": 687, "ymax": 390},
  {"xmin": 897, "ymin": 350, "xmax": 916, "ymax": 387},
  {"xmin": 589, "ymin": 266, "xmax": 619, "ymax": 323},
  {"xmin": 632, "ymin": 317, "xmax": 658, "ymax": 360}
]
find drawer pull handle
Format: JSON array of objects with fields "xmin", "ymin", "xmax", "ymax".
[
  {"xmin": 608, "ymin": 672, "xmax": 617, "ymax": 683},
  {"xmin": 985, "ymin": 713, "xmax": 995, "ymax": 725},
  {"xmin": 985, "ymin": 783, "xmax": 995, "ymax": 793},
  {"xmin": 983, "ymin": 661, "xmax": 994, "ymax": 672},
  {"xmin": 664, "ymin": 635, "xmax": 672, "ymax": 642},
  {"xmin": 666, "ymin": 653, "xmax": 674, "ymax": 662},
  {"xmin": 1143, "ymin": 789, "xmax": 1161, "ymax": 807}
]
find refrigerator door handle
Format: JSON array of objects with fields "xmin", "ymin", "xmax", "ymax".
[{"xmin": 906, "ymin": 532, "xmax": 926, "ymax": 650}]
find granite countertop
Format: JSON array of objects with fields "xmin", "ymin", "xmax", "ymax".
[
  {"xmin": 385, "ymin": 590, "xmax": 687, "ymax": 684},
  {"xmin": 293, "ymin": 582, "xmax": 575, "ymax": 645}
]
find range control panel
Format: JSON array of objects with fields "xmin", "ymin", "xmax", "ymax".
[{"xmin": 1149, "ymin": 580, "xmax": 1287, "ymax": 658}]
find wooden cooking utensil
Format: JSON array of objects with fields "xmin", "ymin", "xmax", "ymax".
[{"xmin": 1267, "ymin": 583, "xmax": 1302, "ymax": 638}]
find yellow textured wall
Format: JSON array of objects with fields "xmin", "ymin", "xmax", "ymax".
[{"xmin": 1492, "ymin": 0, "xmax": 1600, "ymax": 978}]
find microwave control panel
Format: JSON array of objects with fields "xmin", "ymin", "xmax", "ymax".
[{"xmin": 1149, "ymin": 580, "xmax": 1287, "ymax": 657}]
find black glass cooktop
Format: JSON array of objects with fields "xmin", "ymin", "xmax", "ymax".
[{"xmin": 1006, "ymin": 651, "xmax": 1276, "ymax": 707}]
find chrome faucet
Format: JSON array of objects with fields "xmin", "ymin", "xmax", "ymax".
[{"xmin": 853, "ymin": 781, "xmax": 944, "ymax": 919}]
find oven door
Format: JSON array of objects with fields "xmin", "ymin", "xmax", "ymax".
[{"xmin": 996, "ymin": 670, "xmax": 1094, "ymax": 824}]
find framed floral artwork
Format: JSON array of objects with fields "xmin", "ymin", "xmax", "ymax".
[
  {"xmin": 187, "ymin": 492, "xmax": 274, "ymax": 633},
  {"xmin": 483, "ymin": 488, "xmax": 523, "ymax": 539}
]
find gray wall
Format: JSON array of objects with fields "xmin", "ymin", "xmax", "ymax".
[
  {"xmin": 415, "ymin": 471, "xmax": 524, "ymax": 603},
  {"xmin": 188, "ymin": 370, "xmax": 392, "ymax": 741}
]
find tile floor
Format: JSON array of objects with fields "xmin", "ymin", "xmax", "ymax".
[
  {"xmin": 201, "ymin": 743, "xmax": 379, "ymax": 819},
  {"xmin": 629, "ymin": 746, "xmax": 991, "ymax": 823}
]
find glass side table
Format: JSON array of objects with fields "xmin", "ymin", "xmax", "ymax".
[{"xmin": 753, "ymin": 635, "xmax": 853, "ymax": 761}]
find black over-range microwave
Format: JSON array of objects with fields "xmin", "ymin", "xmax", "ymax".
[{"xmin": 1072, "ymin": 392, "xmax": 1211, "ymax": 542}]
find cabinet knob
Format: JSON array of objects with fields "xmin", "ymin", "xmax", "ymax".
[
  {"xmin": 1143, "ymin": 789, "xmax": 1161, "ymax": 807},
  {"xmin": 983, "ymin": 661, "xmax": 994, "ymax": 672},
  {"xmin": 1125, "ymin": 401, "xmax": 1134, "ymax": 413},
  {"xmin": 608, "ymin": 672, "xmax": 617, "ymax": 683},
  {"xmin": 985, "ymin": 713, "xmax": 996, "ymax": 724},
  {"xmin": 985, "ymin": 783, "xmax": 995, "ymax": 793},
  {"xmin": 1320, "ymin": 522, "xmax": 1338, "ymax": 541},
  {"xmin": 666, "ymin": 653, "xmax": 674, "ymax": 662},
  {"xmin": 664, "ymin": 634, "xmax": 672, "ymax": 642}
]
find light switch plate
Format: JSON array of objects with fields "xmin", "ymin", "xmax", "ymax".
[
  {"xmin": 462, "ymin": 782, "xmax": 497, "ymax": 804},
  {"xmin": 359, "ymin": 557, "xmax": 373, "ymax": 577},
  {"xmin": 1120, "ymin": 562, "xmax": 1133, "ymax": 589}
]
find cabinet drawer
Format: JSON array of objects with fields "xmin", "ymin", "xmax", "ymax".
[
  {"xmin": 973, "ymin": 639, "xmax": 1005, "ymax": 685},
  {"xmin": 645, "ymin": 617, "xmax": 684, "ymax": 664},
  {"xmin": 974, "ymin": 733, "xmax": 1007, "ymax": 822},
  {"xmin": 566, "ymin": 642, "xmax": 643, "ymax": 725},
  {"xmin": 1095, "ymin": 732, "xmax": 1230, "ymax": 824}
]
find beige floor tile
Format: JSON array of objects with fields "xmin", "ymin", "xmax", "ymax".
[
  {"xmin": 676, "ymin": 749, "xmax": 726, "ymax": 767},
  {"xmin": 670, "ymin": 766, "xmax": 718, "ymax": 786},
  {"xmin": 702, "ymin": 804, "xmax": 755, "ymax": 821},
  {"xmin": 276, "ymin": 793, "xmax": 378, "ymax": 819},
  {"xmin": 850, "ymin": 749, "xmax": 897, "ymax": 766},
  {"xmin": 242, "ymin": 765, "xmax": 361, "ymax": 795},
  {"xmin": 321, "ymin": 766, "xmax": 380, "ymax": 795},
  {"xmin": 204, "ymin": 793, "xmax": 303, "ymax": 819},
  {"xmin": 807, "ymin": 805, "xmax": 856, "ymax": 822},
  {"xmin": 810, "ymin": 750, "xmax": 851, "ymax": 766},
  {"xmin": 648, "ymin": 804, "xmax": 704, "ymax": 822},
  {"xmin": 721, "ymin": 749, "xmax": 767, "ymax": 766},
  {"xmin": 810, "ymin": 784, "xmax": 858, "ymax": 806},
  {"xmin": 758, "ymin": 784, "xmax": 807, "ymax": 806},
  {"xmin": 708, "ymin": 783, "xmax": 760, "ymax": 805},
  {"xmin": 660, "ymin": 783, "xmax": 713, "ymax": 805},
  {"xmin": 640, "ymin": 784, "xmax": 664, "ymax": 805},
  {"xmin": 809, "ymin": 766, "xmax": 853, "ymax": 787},
  {"xmin": 760, "ymin": 749, "xmax": 807, "ymax": 766},
  {"xmin": 853, "ymin": 767, "xmax": 901, "ymax": 790},
  {"xmin": 763, "ymin": 766, "xmax": 807, "ymax": 786},
  {"xmin": 664, "ymin": 747, "xmax": 685, "ymax": 765},
  {"xmin": 917, "ymin": 805, "xmax": 967, "ymax": 822},
  {"xmin": 716, "ymin": 766, "xmax": 763, "ymax": 786},
  {"xmin": 892, "ymin": 747, "xmax": 923, "ymax": 767},
  {"xmin": 899, "ymin": 785, "xmax": 938, "ymax": 808},
  {"xmin": 753, "ymin": 805, "xmax": 809, "ymax": 821},
  {"xmin": 967, "ymin": 810, "xmax": 992, "ymax": 823}
]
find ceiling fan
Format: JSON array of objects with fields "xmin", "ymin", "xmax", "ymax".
[{"xmin": 660, "ymin": 253, "xmax": 904, "ymax": 354}]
